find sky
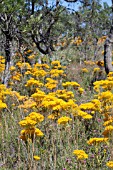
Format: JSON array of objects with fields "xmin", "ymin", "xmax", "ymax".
[
  {"xmin": 49, "ymin": 0, "xmax": 112, "ymax": 11},
  {"xmin": 61, "ymin": 0, "xmax": 112, "ymax": 11}
]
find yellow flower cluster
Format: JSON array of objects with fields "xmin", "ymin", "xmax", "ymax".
[
  {"xmin": 73, "ymin": 150, "xmax": 88, "ymax": 160},
  {"xmin": 77, "ymin": 110, "xmax": 92, "ymax": 119},
  {"xmin": 21, "ymin": 63, "xmax": 32, "ymax": 70},
  {"xmin": 50, "ymin": 69, "xmax": 64, "ymax": 78},
  {"xmin": 84, "ymin": 60, "xmax": 95, "ymax": 65},
  {"xmin": 20, "ymin": 128, "xmax": 44, "ymax": 139},
  {"xmin": 94, "ymin": 78, "xmax": 113, "ymax": 92},
  {"xmin": 19, "ymin": 117, "xmax": 37, "ymax": 128},
  {"xmin": 106, "ymin": 161, "xmax": 113, "ymax": 168},
  {"xmin": 0, "ymin": 100, "xmax": 7, "ymax": 109},
  {"xmin": 93, "ymin": 67, "xmax": 100, "ymax": 73},
  {"xmin": 42, "ymin": 94, "xmax": 77, "ymax": 112},
  {"xmin": 103, "ymin": 119, "xmax": 113, "ymax": 126},
  {"xmin": 81, "ymin": 68, "xmax": 89, "ymax": 73},
  {"xmin": 42, "ymin": 95, "xmax": 65, "ymax": 111},
  {"xmin": 48, "ymin": 112, "xmax": 60, "ymax": 120},
  {"xmin": 29, "ymin": 112, "xmax": 44, "ymax": 123},
  {"xmin": 32, "ymin": 67, "xmax": 47, "ymax": 78},
  {"xmin": 98, "ymin": 91, "xmax": 113, "ymax": 102},
  {"xmin": 57, "ymin": 116, "xmax": 72, "ymax": 125},
  {"xmin": 93, "ymin": 72, "xmax": 113, "ymax": 167},
  {"xmin": 0, "ymin": 56, "xmax": 5, "ymax": 73},
  {"xmin": 0, "ymin": 84, "xmax": 11, "ymax": 109},
  {"xmin": 11, "ymin": 72, "xmax": 22, "ymax": 81},
  {"xmin": 51, "ymin": 60, "xmax": 61, "ymax": 67},
  {"xmin": 31, "ymin": 89, "xmax": 45, "ymax": 102},
  {"xmin": 19, "ymin": 112, "xmax": 44, "ymax": 142},
  {"xmin": 79, "ymin": 102, "xmax": 96, "ymax": 111},
  {"xmin": 45, "ymin": 78, "xmax": 58, "ymax": 90},
  {"xmin": 9, "ymin": 66, "xmax": 16, "ymax": 71},
  {"xmin": 62, "ymin": 81, "xmax": 80, "ymax": 88},
  {"xmin": 28, "ymin": 54, "xmax": 35, "ymax": 60},
  {"xmin": 18, "ymin": 98, "xmax": 37, "ymax": 109},
  {"xmin": 73, "ymin": 37, "xmax": 83, "ymax": 46},
  {"xmin": 0, "ymin": 84, "xmax": 11, "ymax": 100},
  {"xmin": 25, "ymin": 78, "xmax": 44, "ymax": 87},
  {"xmin": 87, "ymin": 138, "xmax": 108, "ymax": 145},
  {"xmin": 55, "ymin": 89, "xmax": 75, "ymax": 100},
  {"xmin": 24, "ymin": 49, "xmax": 32, "ymax": 54},
  {"xmin": 35, "ymin": 63, "xmax": 50, "ymax": 69},
  {"xmin": 33, "ymin": 155, "xmax": 40, "ymax": 161},
  {"xmin": 23, "ymin": 62, "xmax": 49, "ymax": 78},
  {"xmin": 96, "ymin": 60, "xmax": 104, "ymax": 67},
  {"xmin": 103, "ymin": 125, "xmax": 113, "ymax": 137},
  {"xmin": 11, "ymin": 91, "xmax": 27, "ymax": 101},
  {"xmin": 78, "ymin": 87, "xmax": 84, "ymax": 94}
]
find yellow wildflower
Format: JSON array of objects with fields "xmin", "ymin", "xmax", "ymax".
[
  {"xmin": 33, "ymin": 156, "xmax": 40, "ymax": 161},
  {"xmin": 25, "ymin": 78, "xmax": 44, "ymax": 87},
  {"xmin": 87, "ymin": 138, "xmax": 108, "ymax": 145},
  {"xmin": 57, "ymin": 116, "xmax": 72, "ymax": 125},
  {"xmin": 106, "ymin": 161, "xmax": 113, "ymax": 168},
  {"xmin": 21, "ymin": 128, "xmax": 44, "ymax": 137},
  {"xmin": 0, "ymin": 100, "xmax": 7, "ymax": 109},
  {"xmin": 93, "ymin": 67, "xmax": 100, "ymax": 72},
  {"xmin": 62, "ymin": 81, "xmax": 80, "ymax": 88},
  {"xmin": 77, "ymin": 110, "xmax": 92, "ymax": 119},
  {"xmin": 103, "ymin": 125, "xmax": 113, "ymax": 137},
  {"xmin": 28, "ymin": 112, "xmax": 44, "ymax": 123},
  {"xmin": 9, "ymin": 66, "xmax": 16, "ymax": 71},
  {"xmin": 79, "ymin": 102, "xmax": 96, "ymax": 111},
  {"xmin": 103, "ymin": 119, "xmax": 113, "ymax": 126},
  {"xmin": 48, "ymin": 112, "xmax": 60, "ymax": 120},
  {"xmin": 81, "ymin": 68, "xmax": 88, "ymax": 73},
  {"xmin": 73, "ymin": 150, "xmax": 88, "ymax": 160},
  {"xmin": 35, "ymin": 128, "xmax": 44, "ymax": 137},
  {"xmin": 96, "ymin": 60, "xmax": 104, "ymax": 67},
  {"xmin": 78, "ymin": 87, "xmax": 84, "ymax": 94},
  {"xmin": 19, "ymin": 117, "xmax": 37, "ymax": 128},
  {"xmin": 18, "ymin": 98, "xmax": 37, "ymax": 109}
]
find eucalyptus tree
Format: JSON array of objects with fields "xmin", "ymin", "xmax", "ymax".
[
  {"xmin": 63, "ymin": 0, "xmax": 111, "ymax": 62},
  {"xmin": 77, "ymin": 0, "xmax": 111, "ymax": 60},
  {"xmin": 27, "ymin": 5, "xmax": 65, "ymax": 55}
]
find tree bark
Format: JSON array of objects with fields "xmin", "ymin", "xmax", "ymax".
[
  {"xmin": 104, "ymin": 27, "xmax": 113, "ymax": 74},
  {"xmin": 2, "ymin": 34, "xmax": 12, "ymax": 86},
  {"xmin": 104, "ymin": 0, "xmax": 113, "ymax": 74}
]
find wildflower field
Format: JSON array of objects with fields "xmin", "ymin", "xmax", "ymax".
[{"xmin": 1, "ymin": 50, "xmax": 113, "ymax": 170}]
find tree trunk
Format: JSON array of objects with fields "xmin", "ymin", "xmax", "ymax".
[
  {"xmin": 32, "ymin": 0, "xmax": 35, "ymax": 15},
  {"xmin": 104, "ymin": 27, "xmax": 113, "ymax": 74},
  {"xmin": 2, "ymin": 34, "xmax": 12, "ymax": 86},
  {"xmin": 104, "ymin": 0, "xmax": 113, "ymax": 74}
]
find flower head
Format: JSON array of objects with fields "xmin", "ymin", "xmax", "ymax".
[
  {"xmin": 73, "ymin": 150, "xmax": 88, "ymax": 160},
  {"xmin": 33, "ymin": 155, "xmax": 41, "ymax": 160},
  {"xmin": 57, "ymin": 116, "xmax": 72, "ymax": 125}
]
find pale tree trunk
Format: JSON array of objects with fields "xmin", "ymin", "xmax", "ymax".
[
  {"xmin": 104, "ymin": 0, "xmax": 113, "ymax": 74},
  {"xmin": 2, "ymin": 35, "xmax": 12, "ymax": 86}
]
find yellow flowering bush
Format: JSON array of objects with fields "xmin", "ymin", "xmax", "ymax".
[{"xmin": 2, "ymin": 56, "xmax": 113, "ymax": 169}]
